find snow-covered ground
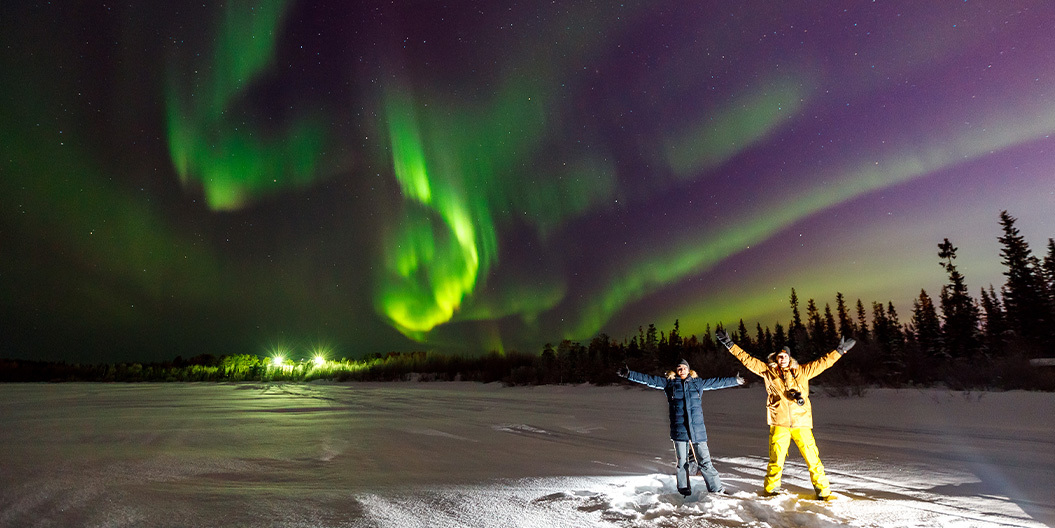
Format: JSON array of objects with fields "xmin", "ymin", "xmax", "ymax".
[{"xmin": 0, "ymin": 382, "xmax": 1051, "ymax": 527}]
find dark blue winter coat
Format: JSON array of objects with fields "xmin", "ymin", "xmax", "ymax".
[{"xmin": 625, "ymin": 370, "xmax": 740, "ymax": 442}]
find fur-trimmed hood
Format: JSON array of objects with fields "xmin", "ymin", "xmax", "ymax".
[
  {"xmin": 665, "ymin": 370, "xmax": 699, "ymax": 379},
  {"xmin": 766, "ymin": 349, "xmax": 800, "ymax": 370}
]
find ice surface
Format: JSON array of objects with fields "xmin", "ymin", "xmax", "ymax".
[{"xmin": 0, "ymin": 382, "xmax": 1051, "ymax": 527}]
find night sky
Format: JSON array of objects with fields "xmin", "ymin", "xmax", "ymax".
[{"xmin": 2, "ymin": 1, "xmax": 1054, "ymax": 363}]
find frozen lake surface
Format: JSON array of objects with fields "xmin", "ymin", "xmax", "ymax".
[{"xmin": 0, "ymin": 382, "xmax": 1052, "ymax": 527}]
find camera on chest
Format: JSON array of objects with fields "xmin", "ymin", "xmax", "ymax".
[{"xmin": 786, "ymin": 389, "xmax": 805, "ymax": 406}]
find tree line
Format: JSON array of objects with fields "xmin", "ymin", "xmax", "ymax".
[{"xmin": 2, "ymin": 210, "xmax": 1053, "ymax": 390}]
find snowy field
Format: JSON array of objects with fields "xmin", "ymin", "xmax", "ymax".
[{"xmin": 0, "ymin": 382, "xmax": 1051, "ymax": 528}]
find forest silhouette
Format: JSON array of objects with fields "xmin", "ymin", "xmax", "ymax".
[{"xmin": 3, "ymin": 211, "xmax": 1053, "ymax": 390}]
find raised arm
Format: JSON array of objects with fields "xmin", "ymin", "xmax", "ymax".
[
  {"xmin": 618, "ymin": 366, "xmax": 668, "ymax": 390},
  {"xmin": 716, "ymin": 329, "xmax": 767, "ymax": 376},
  {"xmin": 801, "ymin": 337, "xmax": 855, "ymax": 379},
  {"xmin": 698, "ymin": 375, "xmax": 744, "ymax": 391}
]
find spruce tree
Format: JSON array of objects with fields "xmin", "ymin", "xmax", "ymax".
[
  {"xmin": 702, "ymin": 324, "xmax": 715, "ymax": 352},
  {"xmin": 1044, "ymin": 239, "xmax": 1055, "ymax": 321},
  {"xmin": 871, "ymin": 302, "xmax": 890, "ymax": 354},
  {"xmin": 823, "ymin": 303, "xmax": 838, "ymax": 345},
  {"xmin": 773, "ymin": 323, "xmax": 788, "ymax": 352},
  {"xmin": 1044, "ymin": 239, "xmax": 1055, "ymax": 292},
  {"xmin": 887, "ymin": 301, "xmax": 905, "ymax": 351},
  {"xmin": 737, "ymin": 319, "xmax": 752, "ymax": 348},
  {"xmin": 684, "ymin": 334, "xmax": 701, "ymax": 357},
  {"xmin": 669, "ymin": 320, "xmax": 683, "ymax": 353},
  {"xmin": 805, "ymin": 299, "xmax": 824, "ymax": 359},
  {"xmin": 788, "ymin": 289, "xmax": 806, "ymax": 351},
  {"xmin": 855, "ymin": 299, "xmax": 871, "ymax": 343},
  {"xmin": 836, "ymin": 292, "xmax": 855, "ymax": 339},
  {"xmin": 979, "ymin": 285, "xmax": 1008, "ymax": 353},
  {"xmin": 626, "ymin": 336, "xmax": 641, "ymax": 358},
  {"xmin": 883, "ymin": 301, "xmax": 907, "ymax": 379},
  {"xmin": 938, "ymin": 238, "xmax": 982, "ymax": 358},
  {"xmin": 755, "ymin": 323, "xmax": 767, "ymax": 355},
  {"xmin": 997, "ymin": 211, "xmax": 1052, "ymax": 351},
  {"xmin": 645, "ymin": 324, "xmax": 659, "ymax": 356},
  {"xmin": 912, "ymin": 289, "xmax": 944, "ymax": 359}
]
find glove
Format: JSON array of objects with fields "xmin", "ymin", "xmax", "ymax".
[
  {"xmin": 616, "ymin": 364, "xmax": 629, "ymax": 378},
  {"xmin": 736, "ymin": 372, "xmax": 746, "ymax": 385},
  {"xmin": 837, "ymin": 336, "xmax": 856, "ymax": 354},
  {"xmin": 715, "ymin": 329, "xmax": 733, "ymax": 350}
]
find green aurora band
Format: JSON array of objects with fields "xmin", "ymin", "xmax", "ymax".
[
  {"xmin": 374, "ymin": 4, "xmax": 638, "ymax": 341},
  {"xmin": 376, "ymin": 78, "xmax": 621, "ymax": 339},
  {"xmin": 165, "ymin": 0, "xmax": 327, "ymax": 211},
  {"xmin": 378, "ymin": 87, "xmax": 485, "ymax": 338},
  {"xmin": 151, "ymin": 0, "xmax": 1054, "ymax": 351},
  {"xmin": 565, "ymin": 87, "xmax": 1055, "ymax": 340}
]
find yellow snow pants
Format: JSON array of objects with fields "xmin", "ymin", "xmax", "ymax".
[{"xmin": 765, "ymin": 426, "xmax": 830, "ymax": 496}]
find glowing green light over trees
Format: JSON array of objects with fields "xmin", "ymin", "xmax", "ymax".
[
  {"xmin": 374, "ymin": 85, "xmax": 496, "ymax": 339},
  {"xmin": 372, "ymin": 22, "xmax": 628, "ymax": 340}
]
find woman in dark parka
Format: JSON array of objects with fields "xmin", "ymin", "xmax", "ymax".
[{"xmin": 618, "ymin": 359, "xmax": 743, "ymax": 495}]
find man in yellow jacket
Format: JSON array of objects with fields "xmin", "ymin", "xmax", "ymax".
[{"xmin": 715, "ymin": 329, "xmax": 855, "ymax": 500}]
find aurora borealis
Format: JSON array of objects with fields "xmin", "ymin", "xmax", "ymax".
[{"xmin": 2, "ymin": 1, "xmax": 1054, "ymax": 362}]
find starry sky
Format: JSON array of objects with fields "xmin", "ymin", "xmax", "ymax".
[{"xmin": 2, "ymin": 1, "xmax": 1054, "ymax": 363}]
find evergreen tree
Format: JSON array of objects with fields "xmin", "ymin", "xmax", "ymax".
[
  {"xmin": 589, "ymin": 334, "xmax": 614, "ymax": 376},
  {"xmin": 701, "ymin": 324, "xmax": 715, "ymax": 352},
  {"xmin": 886, "ymin": 301, "xmax": 905, "ymax": 350},
  {"xmin": 883, "ymin": 301, "xmax": 907, "ymax": 379},
  {"xmin": 557, "ymin": 339, "xmax": 582, "ymax": 383},
  {"xmin": 804, "ymin": 298, "xmax": 825, "ymax": 360},
  {"xmin": 645, "ymin": 324, "xmax": 659, "ymax": 357},
  {"xmin": 755, "ymin": 323, "xmax": 767, "ymax": 356},
  {"xmin": 823, "ymin": 303, "xmax": 838, "ymax": 345},
  {"xmin": 789, "ymin": 289, "xmax": 807, "ymax": 351},
  {"xmin": 938, "ymin": 238, "xmax": 982, "ymax": 358},
  {"xmin": 912, "ymin": 289, "xmax": 944, "ymax": 359},
  {"xmin": 855, "ymin": 299, "xmax": 871, "ymax": 343},
  {"xmin": 773, "ymin": 323, "xmax": 787, "ymax": 352},
  {"xmin": 997, "ymin": 211, "xmax": 1052, "ymax": 351},
  {"xmin": 1044, "ymin": 239, "xmax": 1055, "ymax": 294},
  {"xmin": 979, "ymin": 285, "xmax": 1008, "ymax": 353},
  {"xmin": 737, "ymin": 319, "xmax": 752, "ymax": 348},
  {"xmin": 669, "ymin": 319, "xmax": 683, "ymax": 352},
  {"xmin": 658, "ymin": 329, "xmax": 677, "ymax": 366},
  {"xmin": 1043, "ymin": 239, "xmax": 1055, "ymax": 327},
  {"xmin": 684, "ymin": 334, "xmax": 701, "ymax": 357},
  {"xmin": 836, "ymin": 292, "xmax": 855, "ymax": 339},
  {"xmin": 871, "ymin": 302, "xmax": 891, "ymax": 354},
  {"xmin": 626, "ymin": 335, "xmax": 641, "ymax": 359}
]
